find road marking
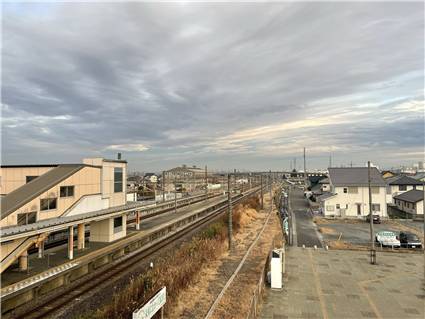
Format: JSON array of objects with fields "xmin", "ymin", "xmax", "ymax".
[
  {"xmin": 358, "ymin": 283, "xmax": 383, "ymax": 319},
  {"xmin": 308, "ymin": 249, "xmax": 329, "ymax": 319}
]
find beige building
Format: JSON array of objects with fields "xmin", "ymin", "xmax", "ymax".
[
  {"xmin": 164, "ymin": 165, "xmax": 206, "ymax": 193},
  {"xmin": 385, "ymin": 175, "xmax": 423, "ymax": 203},
  {"xmin": 319, "ymin": 167, "xmax": 388, "ymax": 218},
  {"xmin": 0, "ymin": 157, "xmax": 128, "ymax": 273}
]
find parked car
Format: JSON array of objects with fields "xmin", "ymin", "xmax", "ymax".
[
  {"xmin": 366, "ymin": 214, "xmax": 381, "ymax": 224},
  {"xmin": 399, "ymin": 232, "xmax": 422, "ymax": 249},
  {"xmin": 375, "ymin": 231, "xmax": 400, "ymax": 248}
]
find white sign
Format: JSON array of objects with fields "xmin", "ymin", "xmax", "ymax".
[{"xmin": 133, "ymin": 286, "xmax": 166, "ymax": 319}]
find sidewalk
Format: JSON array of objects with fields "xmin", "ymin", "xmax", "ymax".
[{"xmin": 260, "ymin": 247, "xmax": 424, "ymax": 319}]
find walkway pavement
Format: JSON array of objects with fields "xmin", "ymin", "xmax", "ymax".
[
  {"xmin": 290, "ymin": 187, "xmax": 322, "ymax": 248},
  {"xmin": 260, "ymin": 247, "xmax": 424, "ymax": 319}
]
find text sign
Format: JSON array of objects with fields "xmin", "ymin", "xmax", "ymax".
[{"xmin": 133, "ymin": 287, "xmax": 166, "ymax": 319}]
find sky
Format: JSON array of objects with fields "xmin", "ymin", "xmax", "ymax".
[{"xmin": 1, "ymin": 2, "xmax": 424, "ymax": 172}]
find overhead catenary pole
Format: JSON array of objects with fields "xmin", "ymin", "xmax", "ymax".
[
  {"xmin": 260, "ymin": 174, "xmax": 264, "ymax": 209},
  {"xmin": 162, "ymin": 171, "xmax": 165, "ymax": 202},
  {"xmin": 227, "ymin": 173, "xmax": 232, "ymax": 251},
  {"xmin": 269, "ymin": 170, "xmax": 272, "ymax": 208},
  {"xmin": 205, "ymin": 165, "xmax": 208, "ymax": 196},
  {"xmin": 174, "ymin": 176, "xmax": 177, "ymax": 214},
  {"xmin": 303, "ymin": 147, "xmax": 307, "ymax": 188},
  {"xmin": 368, "ymin": 161, "xmax": 376, "ymax": 264}
]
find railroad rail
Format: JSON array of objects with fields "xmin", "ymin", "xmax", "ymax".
[{"xmin": 2, "ymin": 186, "xmax": 264, "ymax": 319}]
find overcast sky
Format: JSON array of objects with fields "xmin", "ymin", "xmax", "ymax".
[{"xmin": 1, "ymin": 2, "xmax": 424, "ymax": 172}]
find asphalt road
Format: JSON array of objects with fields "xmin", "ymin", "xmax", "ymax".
[{"xmin": 290, "ymin": 187, "xmax": 322, "ymax": 248}]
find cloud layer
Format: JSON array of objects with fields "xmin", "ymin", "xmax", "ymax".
[{"xmin": 2, "ymin": 2, "xmax": 424, "ymax": 171}]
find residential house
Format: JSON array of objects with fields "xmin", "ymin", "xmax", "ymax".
[
  {"xmin": 385, "ymin": 175, "xmax": 423, "ymax": 203},
  {"xmin": 393, "ymin": 189, "xmax": 424, "ymax": 216},
  {"xmin": 413, "ymin": 172, "xmax": 425, "ymax": 183},
  {"xmin": 381, "ymin": 170, "xmax": 396, "ymax": 179},
  {"xmin": 144, "ymin": 173, "xmax": 158, "ymax": 184},
  {"xmin": 318, "ymin": 167, "xmax": 387, "ymax": 218}
]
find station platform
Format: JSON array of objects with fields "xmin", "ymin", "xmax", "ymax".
[{"xmin": 1, "ymin": 194, "xmax": 227, "ymax": 287}]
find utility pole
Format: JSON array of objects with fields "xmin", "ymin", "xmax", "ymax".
[
  {"xmin": 260, "ymin": 174, "xmax": 264, "ymax": 209},
  {"xmin": 329, "ymin": 154, "xmax": 332, "ymax": 168},
  {"xmin": 368, "ymin": 161, "xmax": 376, "ymax": 264},
  {"xmin": 205, "ymin": 165, "xmax": 208, "ymax": 196},
  {"xmin": 269, "ymin": 170, "xmax": 272, "ymax": 208},
  {"xmin": 303, "ymin": 147, "xmax": 307, "ymax": 188},
  {"xmin": 174, "ymin": 176, "xmax": 177, "ymax": 214},
  {"xmin": 227, "ymin": 173, "xmax": 232, "ymax": 251},
  {"xmin": 162, "ymin": 171, "xmax": 165, "ymax": 202}
]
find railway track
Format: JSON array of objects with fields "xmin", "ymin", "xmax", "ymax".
[{"xmin": 9, "ymin": 188, "xmax": 261, "ymax": 319}]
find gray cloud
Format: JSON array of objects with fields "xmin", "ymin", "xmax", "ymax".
[{"xmin": 1, "ymin": 2, "xmax": 423, "ymax": 171}]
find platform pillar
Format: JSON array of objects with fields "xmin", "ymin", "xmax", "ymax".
[
  {"xmin": 38, "ymin": 240, "xmax": 44, "ymax": 258},
  {"xmin": 68, "ymin": 226, "xmax": 74, "ymax": 259},
  {"xmin": 19, "ymin": 250, "xmax": 28, "ymax": 271},
  {"xmin": 77, "ymin": 223, "xmax": 85, "ymax": 250},
  {"xmin": 135, "ymin": 211, "xmax": 140, "ymax": 230}
]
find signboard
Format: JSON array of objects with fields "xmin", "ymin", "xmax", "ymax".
[{"xmin": 133, "ymin": 287, "xmax": 166, "ymax": 319}]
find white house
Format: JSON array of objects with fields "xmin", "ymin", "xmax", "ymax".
[
  {"xmin": 385, "ymin": 175, "xmax": 423, "ymax": 203},
  {"xmin": 393, "ymin": 189, "xmax": 424, "ymax": 216},
  {"xmin": 319, "ymin": 167, "xmax": 387, "ymax": 218},
  {"xmin": 319, "ymin": 177, "xmax": 330, "ymax": 192}
]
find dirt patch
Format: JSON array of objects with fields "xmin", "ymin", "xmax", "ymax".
[
  {"xmin": 170, "ymin": 192, "xmax": 280, "ymax": 319},
  {"xmin": 326, "ymin": 240, "xmax": 358, "ymax": 250},
  {"xmin": 318, "ymin": 227, "xmax": 337, "ymax": 235},
  {"xmin": 314, "ymin": 217, "xmax": 365, "ymax": 225}
]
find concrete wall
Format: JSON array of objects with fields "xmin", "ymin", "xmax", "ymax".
[
  {"xmin": 89, "ymin": 215, "xmax": 127, "ymax": 242},
  {"xmin": 321, "ymin": 186, "xmax": 387, "ymax": 217},
  {"xmin": 0, "ymin": 167, "xmax": 55, "ymax": 196}
]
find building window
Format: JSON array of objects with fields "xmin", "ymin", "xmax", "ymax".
[
  {"xmin": 348, "ymin": 187, "xmax": 358, "ymax": 194},
  {"xmin": 326, "ymin": 205, "xmax": 334, "ymax": 212},
  {"xmin": 17, "ymin": 212, "xmax": 37, "ymax": 226},
  {"xmin": 343, "ymin": 188, "xmax": 347, "ymax": 193},
  {"xmin": 114, "ymin": 168, "xmax": 123, "ymax": 193},
  {"xmin": 372, "ymin": 204, "xmax": 380, "ymax": 212},
  {"xmin": 60, "ymin": 186, "xmax": 74, "ymax": 197},
  {"xmin": 413, "ymin": 185, "xmax": 416, "ymax": 190},
  {"xmin": 386, "ymin": 186, "xmax": 392, "ymax": 194},
  {"xmin": 399, "ymin": 185, "xmax": 407, "ymax": 191},
  {"xmin": 26, "ymin": 176, "xmax": 38, "ymax": 183},
  {"xmin": 336, "ymin": 204, "xmax": 340, "ymax": 209},
  {"xmin": 40, "ymin": 198, "xmax": 57, "ymax": 211},
  {"xmin": 371, "ymin": 187, "xmax": 380, "ymax": 194},
  {"xmin": 113, "ymin": 216, "xmax": 123, "ymax": 233}
]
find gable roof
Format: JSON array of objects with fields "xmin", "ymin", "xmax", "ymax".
[
  {"xmin": 1, "ymin": 164, "xmax": 92, "ymax": 220},
  {"xmin": 413, "ymin": 172, "xmax": 425, "ymax": 180},
  {"xmin": 328, "ymin": 167, "xmax": 386, "ymax": 187},
  {"xmin": 394, "ymin": 189, "xmax": 424, "ymax": 203},
  {"xmin": 387, "ymin": 175, "xmax": 423, "ymax": 186}
]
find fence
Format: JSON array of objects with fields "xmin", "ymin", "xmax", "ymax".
[{"xmin": 246, "ymin": 256, "xmax": 269, "ymax": 319}]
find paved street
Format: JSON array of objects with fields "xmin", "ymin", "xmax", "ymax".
[
  {"xmin": 290, "ymin": 187, "xmax": 322, "ymax": 248},
  {"xmin": 260, "ymin": 247, "xmax": 425, "ymax": 319}
]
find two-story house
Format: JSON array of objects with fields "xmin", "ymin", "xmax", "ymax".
[
  {"xmin": 385, "ymin": 175, "xmax": 423, "ymax": 203},
  {"xmin": 319, "ymin": 167, "xmax": 387, "ymax": 218}
]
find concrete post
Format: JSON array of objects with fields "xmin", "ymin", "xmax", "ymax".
[
  {"xmin": 68, "ymin": 226, "xmax": 74, "ymax": 260},
  {"xmin": 260, "ymin": 174, "xmax": 264, "ymax": 209},
  {"xmin": 19, "ymin": 250, "xmax": 28, "ymax": 271},
  {"xmin": 228, "ymin": 174, "xmax": 232, "ymax": 251},
  {"xmin": 135, "ymin": 211, "xmax": 140, "ymax": 230},
  {"xmin": 38, "ymin": 240, "xmax": 44, "ymax": 258},
  {"xmin": 77, "ymin": 223, "xmax": 85, "ymax": 250}
]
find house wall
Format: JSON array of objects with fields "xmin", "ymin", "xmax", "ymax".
[
  {"xmin": 322, "ymin": 186, "xmax": 387, "ymax": 217},
  {"xmin": 386, "ymin": 185, "xmax": 423, "ymax": 203},
  {"xmin": 0, "ymin": 166, "xmax": 55, "ymax": 195},
  {"xmin": 321, "ymin": 184, "xmax": 330, "ymax": 192},
  {"xmin": 394, "ymin": 199, "xmax": 424, "ymax": 215},
  {"xmin": 0, "ymin": 166, "xmax": 101, "ymax": 227}
]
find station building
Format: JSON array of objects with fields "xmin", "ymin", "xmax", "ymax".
[{"xmin": 0, "ymin": 157, "xmax": 128, "ymax": 273}]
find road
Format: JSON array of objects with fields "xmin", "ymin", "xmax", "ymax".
[{"xmin": 290, "ymin": 187, "xmax": 322, "ymax": 248}]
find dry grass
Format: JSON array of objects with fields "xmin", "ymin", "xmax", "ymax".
[
  {"xmin": 82, "ymin": 196, "xmax": 262, "ymax": 319},
  {"xmin": 318, "ymin": 227, "xmax": 337, "ymax": 235}
]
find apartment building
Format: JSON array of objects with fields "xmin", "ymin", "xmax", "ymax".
[
  {"xmin": 163, "ymin": 165, "xmax": 206, "ymax": 193},
  {"xmin": 319, "ymin": 167, "xmax": 387, "ymax": 218}
]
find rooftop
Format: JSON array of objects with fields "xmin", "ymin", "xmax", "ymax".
[
  {"xmin": 387, "ymin": 175, "xmax": 423, "ymax": 186},
  {"xmin": 328, "ymin": 167, "xmax": 386, "ymax": 187},
  {"xmin": 394, "ymin": 189, "xmax": 424, "ymax": 203}
]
